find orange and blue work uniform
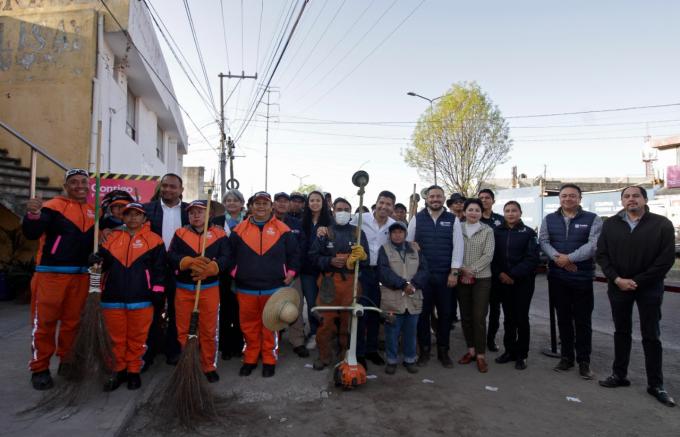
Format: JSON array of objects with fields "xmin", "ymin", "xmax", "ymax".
[
  {"xmin": 22, "ymin": 196, "xmax": 95, "ymax": 373},
  {"xmin": 98, "ymin": 225, "xmax": 166, "ymax": 373},
  {"xmin": 167, "ymin": 225, "xmax": 229, "ymax": 372},
  {"xmin": 229, "ymin": 216, "xmax": 300, "ymax": 366}
]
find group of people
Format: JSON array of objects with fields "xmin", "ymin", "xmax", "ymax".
[{"xmin": 23, "ymin": 169, "xmax": 675, "ymax": 408}]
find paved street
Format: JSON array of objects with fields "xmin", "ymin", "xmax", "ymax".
[{"xmin": 1, "ymin": 275, "xmax": 679, "ymax": 436}]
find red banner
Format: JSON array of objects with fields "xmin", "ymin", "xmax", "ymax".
[{"xmin": 87, "ymin": 174, "xmax": 160, "ymax": 204}]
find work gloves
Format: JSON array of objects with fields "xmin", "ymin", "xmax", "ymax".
[{"xmin": 345, "ymin": 244, "xmax": 368, "ymax": 269}]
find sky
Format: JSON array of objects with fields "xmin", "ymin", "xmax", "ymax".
[{"xmin": 145, "ymin": 0, "xmax": 680, "ymax": 207}]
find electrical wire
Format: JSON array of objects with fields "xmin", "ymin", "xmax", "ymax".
[
  {"xmin": 98, "ymin": 0, "xmax": 218, "ymax": 155},
  {"xmin": 219, "ymin": 0, "xmax": 231, "ymax": 72},
  {"xmin": 182, "ymin": 0, "xmax": 216, "ymax": 109}
]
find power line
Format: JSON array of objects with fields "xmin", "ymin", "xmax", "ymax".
[
  {"xmin": 234, "ymin": 0, "xmax": 311, "ymax": 143},
  {"xmin": 98, "ymin": 0, "xmax": 218, "ymax": 154},
  {"xmin": 143, "ymin": 0, "xmax": 216, "ymax": 118},
  {"xmin": 505, "ymin": 102, "xmax": 680, "ymax": 119},
  {"xmin": 182, "ymin": 0, "xmax": 216, "ymax": 109},
  {"xmin": 276, "ymin": 0, "xmax": 329, "ymax": 80},
  {"xmin": 219, "ymin": 0, "xmax": 231, "ymax": 72},
  {"xmin": 301, "ymin": 0, "xmax": 427, "ymax": 111},
  {"xmin": 241, "ymin": 0, "xmax": 245, "ymax": 68}
]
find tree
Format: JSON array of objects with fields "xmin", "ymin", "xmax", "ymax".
[
  {"xmin": 404, "ymin": 82, "xmax": 512, "ymax": 197},
  {"xmin": 295, "ymin": 183, "xmax": 322, "ymax": 194}
]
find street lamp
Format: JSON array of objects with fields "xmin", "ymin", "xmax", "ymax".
[
  {"xmin": 407, "ymin": 91, "xmax": 443, "ymax": 185},
  {"xmin": 291, "ymin": 173, "xmax": 309, "ymax": 188}
]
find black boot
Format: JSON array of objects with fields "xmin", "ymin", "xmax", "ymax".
[
  {"xmin": 31, "ymin": 370, "xmax": 54, "ymax": 391},
  {"xmin": 417, "ymin": 346, "xmax": 431, "ymax": 366},
  {"xmin": 437, "ymin": 346, "xmax": 454, "ymax": 369},
  {"xmin": 103, "ymin": 371, "xmax": 127, "ymax": 392},
  {"xmin": 127, "ymin": 372, "xmax": 142, "ymax": 390}
]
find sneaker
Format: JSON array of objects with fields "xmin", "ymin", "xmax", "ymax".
[
  {"xmin": 366, "ymin": 351, "xmax": 385, "ymax": 366},
  {"xmin": 293, "ymin": 345, "xmax": 310, "ymax": 358},
  {"xmin": 31, "ymin": 370, "xmax": 54, "ymax": 391},
  {"xmin": 403, "ymin": 362, "xmax": 419, "ymax": 374},
  {"xmin": 127, "ymin": 372, "xmax": 142, "ymax": 390},
  {"xmin": 553, "ymin": 358, "xmax": 574, "ymax": 372},
  {"xmin": 262, "ymin": 364, "xmax": 276, "ymax": 378},
  {"xmin": 579, "ymin": 362, "xmax": 594, "ymax": 380},
  {"xmin": 385, "ymin": 364, "xmax": 397, "ymax": 375},
  {"xmin": 239, "ymin": 363, "xmax": 257, "ymax": 377},
  {"xmin": 205, "ymin": 371, "xmax": 220, "ymax": 383},
  {"xmin": 599, "ymin": 374, "xmax": 631, "ymax": 388},
  {"xmin": 305, "ymin": 335, "xmax": 317, "ymax": 350}
]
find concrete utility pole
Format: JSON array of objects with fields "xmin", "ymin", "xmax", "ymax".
[
  {"xmin": 219, "ymin": 71, "xmax": 257, "ymax": 197},
  {"xmin": 261, "ymin": 87, "xmax": 279, "ymax": 192}
]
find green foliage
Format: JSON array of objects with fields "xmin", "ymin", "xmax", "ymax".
[
  {"xmin": 295, "ymin": 183, "xmax": 323, "ymax": 194},
  {"xmin": 404, "ymin": 81, "xmax": 512, "ymax": 196}
]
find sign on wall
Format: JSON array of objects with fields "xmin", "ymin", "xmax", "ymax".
[{"xmin": 667, "ymin": 165, "xmax": 680, "ymax": 189}]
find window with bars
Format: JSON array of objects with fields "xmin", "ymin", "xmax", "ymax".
[{"xmin": 126, "ymin": 89, "xmax": 137, "ymax": 141}]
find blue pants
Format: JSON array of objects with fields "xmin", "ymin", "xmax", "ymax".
[
  {"xmin": 385, "ymin": 312, "xmax": 419, "ymax": 364},
  {"xmin": 301, "ymin": 273, "xmax": 320, "ymax": 336},
  {"xmin": 357, "ymin": 267, "xmax": 381, "ymax": 357}
]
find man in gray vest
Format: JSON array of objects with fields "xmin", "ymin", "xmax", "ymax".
[{"xmin": 539, "ymin": 183, "xmax": 602, "ymax": 379}]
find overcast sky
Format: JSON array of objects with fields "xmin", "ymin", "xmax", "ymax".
[{"xmin": 146, "ymin": 0, "xmax": 680, "ymax": 206}]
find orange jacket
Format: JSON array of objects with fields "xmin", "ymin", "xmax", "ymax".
[
  {"xmin": 167, "ymin": 225, "xmax": 230, "ymax": 287},
  {"xmin": 22, "ymin": 196, "xmax": 95, "ymax": 273}
]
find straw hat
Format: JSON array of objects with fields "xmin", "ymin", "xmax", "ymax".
[{"xmin": 262, "ymin": 287, "xmax": 301, "ymax": 331}]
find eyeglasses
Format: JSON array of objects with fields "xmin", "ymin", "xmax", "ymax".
[{"xmin": 65, "ymin": 168, "xmax": 89, "ymax": 179}]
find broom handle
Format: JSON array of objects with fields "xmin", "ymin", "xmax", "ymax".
[
  {"xmin": 191, "ymin": 190, "xmax": 213, "ymax": 313},
  {"xmin": 93, "ymin": 120, "xmax": 102, "ymax": 253}
]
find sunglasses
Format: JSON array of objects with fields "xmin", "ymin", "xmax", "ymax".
[{"xmin": 65, "ymin": 168, "xmax": 89, "ymax": 179}]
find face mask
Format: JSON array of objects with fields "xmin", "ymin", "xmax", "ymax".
[{"xmin": 335, "ymin": 211, "xmax": 351, "ymax": 226}]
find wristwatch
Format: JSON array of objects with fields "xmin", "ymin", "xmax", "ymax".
[{"xmin": 450, "ymin": 270, "xmax": 459, "ymax": 276}]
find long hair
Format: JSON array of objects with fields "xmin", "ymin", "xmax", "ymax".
[{"xmin": 302, "ymin": 190, "xmax": 332, "ymax": 236}]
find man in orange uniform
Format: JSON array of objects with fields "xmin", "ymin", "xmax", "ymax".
[
  {"xmin": 22, "ymin": 168, "xmax": 95, "ymax": 390},
  {"xmin": 96, "ymin": 202, "xmax": 166, "ymax": 391},
  {"xmin": 168, "ymin": 200, "xmax": 230, "ymax": 382},
  {"xmin": 229, "ymin": 192, "xmax": 299, "ymax": 378}
]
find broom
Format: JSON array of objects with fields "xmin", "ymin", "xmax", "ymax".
[
  {"xmin": 23, "ymin": 121, "xmax": 113, "ymax": 413},
  {"xmin": 157, "ymin": 190, "xmax": 216, "ymax": 428}
]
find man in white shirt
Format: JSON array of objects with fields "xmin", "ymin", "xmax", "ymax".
[
  {"xmin": 351, "ymin": 190, "xmax": 396, "ymax": 368},
  {"xmin": 143, "ymin": 173, "xmax": 189, "ymax": 369},
  {"xmin": 407, "ymin": 185, "xmax": 464, "ymax": 368}
]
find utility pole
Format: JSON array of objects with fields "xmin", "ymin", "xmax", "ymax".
[
  {"xmin": 218, "ymin": 71, "xmax": 257, "ymax": 197},
  {"xmin": 260, "ymin": 87, "xmax": 279, "ymax": 192}
]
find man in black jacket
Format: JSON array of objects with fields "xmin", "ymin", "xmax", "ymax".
[
  {"xmin": 142, "ymin": 173, "xmax": 189, "ymax": 368},
  {"xmin": 596, "ymin": 186, "xmax": 675, "ymax": 407}
]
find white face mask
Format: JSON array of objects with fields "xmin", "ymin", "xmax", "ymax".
[{"xmin": 335, "ymin": 211, "xmax": 351, "ymax": 226}]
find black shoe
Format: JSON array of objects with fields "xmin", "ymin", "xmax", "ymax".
[
  {"xmin": 127, "ymin": 372, "xmax": 141, "ymax": 390},
  {"xmin": 293, "ymin": 345, "xmax": 310, "ymax": 358},
  {"xmin": 495, "ymin": 352, "xmax": 516, "ymax": 364},
  {"xmin": 403, "ymin": 362, "xmax": 419, "ymax": 374},
  {"xmin": 385, "ymin": 364, "xmax": 397, "ymax": 375},
  {"xmin": 262, "ymin": 364, "xmax": 275, "ymax": 378},
  {"xmin": 437, "ymin": 346, "xmax": 454, "ymax": 369},
  {"xmin": 647, "ymin": 387, "xmax": 676, "ymax": 407},
  {"xmin": 166, "ymin": 354, "xmax": 180, "ymax": 366},
  {"xmin": 31, "ymin": 370, "xmax": 54, "ymax": 391},
  {"xmin": 57, "ymin": 362, "xmax": 72, "ymax": 377},
  {"xmin": 553, "ymin": 358, "xmax": 574, "ymax": 372},
  {"xmin": 487, "ymin": 340, "xmax": 499, "ymax": 352},
  {"xmin": 515, "ymin": 359, "xmax": 527, "ymax": 370},
  {"xmin": 417, "ymin": 347, "xmax": 431, "ymax": 367},
  {"xmin": 366, "ymin": 351, "xmax": 385, "ymax": 365},
  {"xmin": 313, "ymin": 359, "xmax": 327, "ymax": 370},
  {"xmin": 103, "ymin": 371, "xmax": 127, "ymax": 392},
  {"xmin": 579, "ymin": 362, "xmax": 594, "ymax": 380},
  {"xmin": 205, "ymin": 371, "xmax": 220, "ymax": 383},
  {"xmin": 598, "ymin": 374, "xmax": 631, "ymax": 388},
  {"xmin": 239, "ymin": 363, "xmax": 257, "ymax": 376},
  {"xmin": 357, "ymin": 356, "xmax": 368, "ymax": 371}
]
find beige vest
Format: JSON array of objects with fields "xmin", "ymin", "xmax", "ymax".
[{"xmin": 379, "ymin": 243, "xmax": 423, "ymax": 315}]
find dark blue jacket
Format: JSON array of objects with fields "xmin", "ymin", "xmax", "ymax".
[
  {"xmin": 143, "ymin": 200, "xmax": 189, "ymax": 238},
  {"xmin": 414, "ymin": 209, "xmax": 455, "ymax": 274},
  {"xmin": 544, "ymin": 208, "xmax": 596, "ymax": 281},
  {"xmin": 481, "ymin": 212, "xmax": 505, "ymax": 229},
  {"xmin": 492, "ymin": 221, "xmax": 540, "ymax": 281},
  {"xmin": 309, "ymin": 223, "xmax": 368, "ymax": 274}
]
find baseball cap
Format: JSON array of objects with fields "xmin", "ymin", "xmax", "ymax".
[
  {"xmin": 186, "ymin": 200, "xmax": 207, "ymax": 211},
  {"xmin": 388, "ymin": 221, "xmax": 408, "ymax": 233},
  {"xmin": 274, "ymin": 192, "xmax": 290, "ymax": 201},
  {"xmin": 64, "ymin": 168, "xmax": 89, "ymax": 181},
  {"xmin": 446, "ymin": 193, "xmax": 466, "ymax": 207},
  {"xmin": 252, "ymin": 191, "xmax": 272, "ymax": 202},
  {"xmin": 290, "ymin": 192, "xmax": 306, "ymax": 201},
  {"xmin": 123, "ymin": 202, "xmax": 146, "ymax": 215}
]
